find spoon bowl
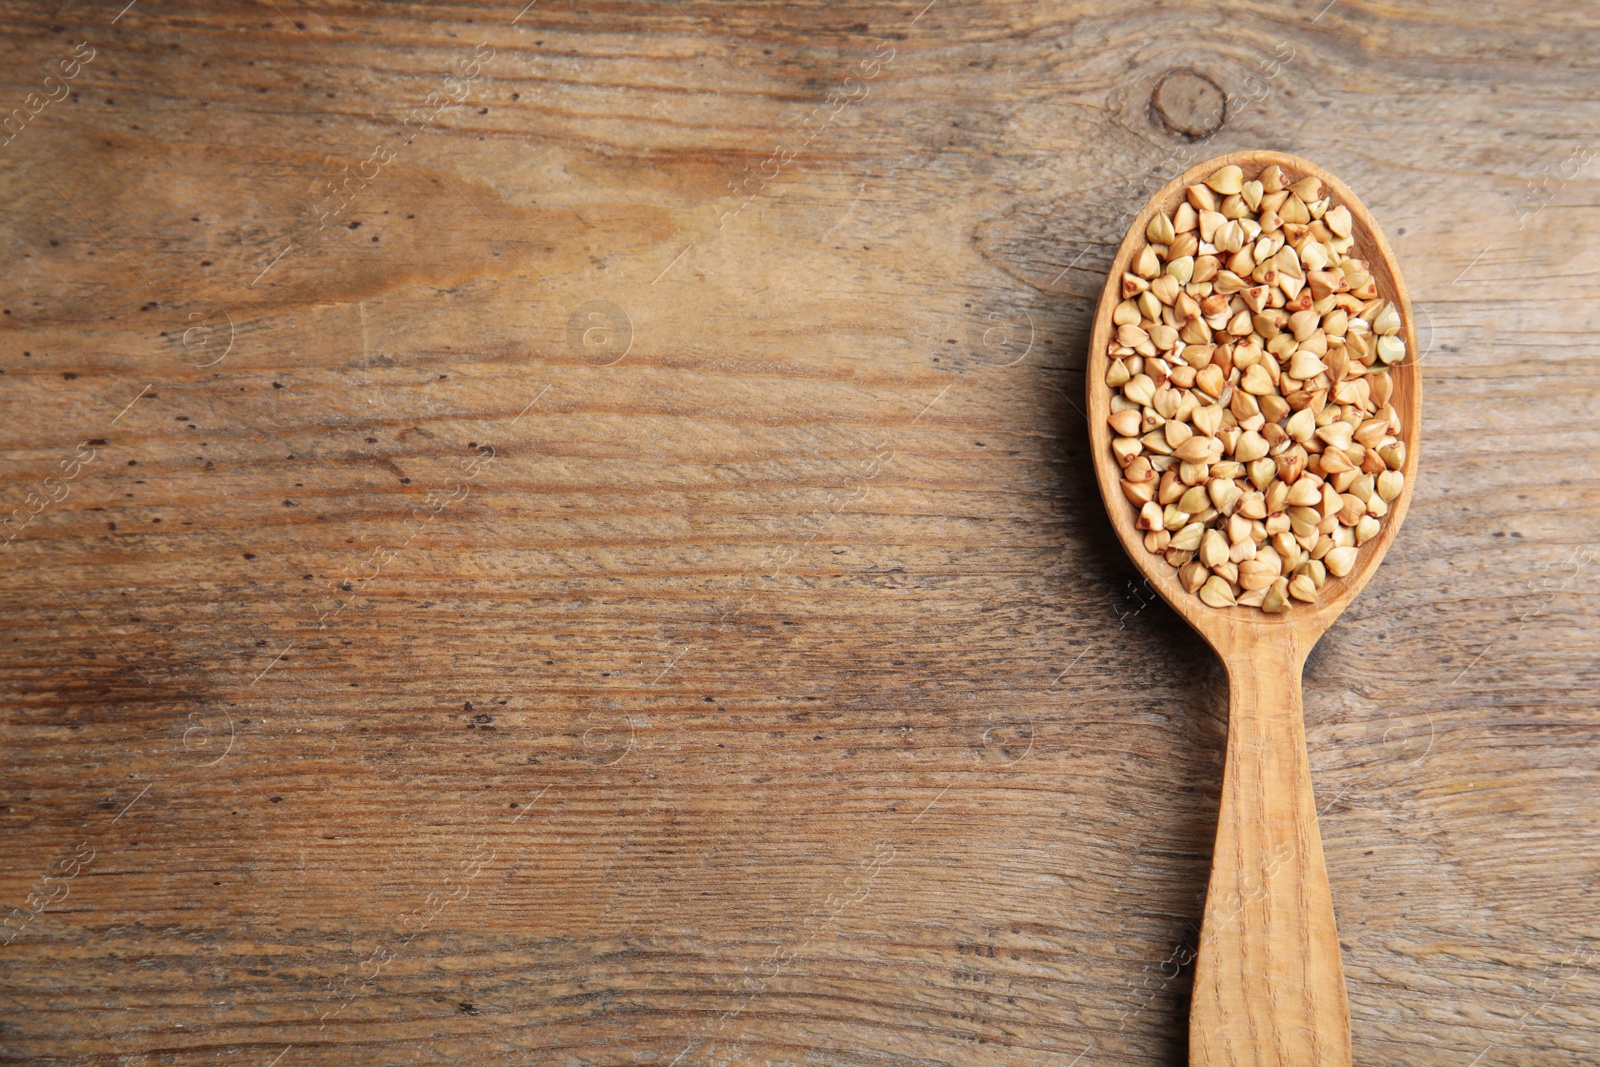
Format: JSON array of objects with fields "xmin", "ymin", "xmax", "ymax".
[{"xmin": 1086, "ymin": 151, "xmax": 1420, "ymax": 1067}]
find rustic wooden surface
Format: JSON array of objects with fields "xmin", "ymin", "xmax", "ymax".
[{"xmin": 1, "ymin": 2, "xmax": 1597, "ymax": 1065}]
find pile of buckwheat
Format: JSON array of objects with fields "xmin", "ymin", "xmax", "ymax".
[{"xmin": 1104, "ymin": 163, "xmax": 1407, "ymax": 613}]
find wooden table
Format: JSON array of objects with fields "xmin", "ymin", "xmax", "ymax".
[{"xmin": 2, "ymin": 2, "xmax": 1596, "ymax": 1064}]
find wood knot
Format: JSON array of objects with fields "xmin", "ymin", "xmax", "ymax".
[{"xmin": 1151, "ymin": 69, "xmax": 1226, "ymax": 139}]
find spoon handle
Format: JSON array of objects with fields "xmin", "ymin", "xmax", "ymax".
[{"xmin": 1190, "ymin": 645, "xmax": 1351, "ymax": 1067}]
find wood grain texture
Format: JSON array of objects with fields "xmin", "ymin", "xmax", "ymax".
[
  {"xmin": 1085, "ymin": 149, "xmax": 1426, "ymax": 1065},
  {"xmin": 0, "ymin": 2, "xmax": 1597, "ymax": 1066},
  {"xmin": 1200, "ymin": 645, "xmax": 1348, "ymax": 1067}
]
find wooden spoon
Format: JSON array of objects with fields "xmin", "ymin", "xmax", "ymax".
[{"xmin": 1085, "ymin": 151, "xmax": 1421, "ymax": 1066}]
